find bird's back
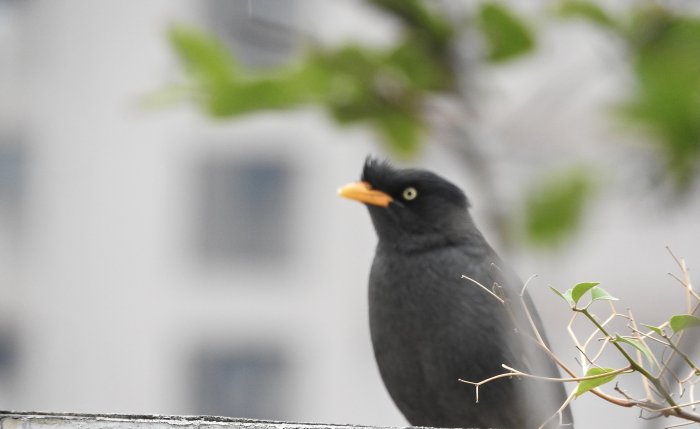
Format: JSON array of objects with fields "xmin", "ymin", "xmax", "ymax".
[{"xmin": 369, "ymin": 239, "xmax": 570, "ymax": 428}]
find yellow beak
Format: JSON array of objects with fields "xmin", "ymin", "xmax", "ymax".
[{"xmin": 337, "ymin": 181, "xmax": 393, "ymax": 208}]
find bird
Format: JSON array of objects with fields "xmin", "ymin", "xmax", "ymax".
[{"xmin": 338, "ymin": 158, "xmax": 573, "ymax": 429}]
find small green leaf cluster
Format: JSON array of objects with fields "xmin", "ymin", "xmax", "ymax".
[
  {"xmin": 552, "ymin": 280, "xmax": 700, "ymax": 407},
  {"xmin": 550, "ymin": 281, "xmax": 616, "ymax": 309},
  {"xmin": 478, "ymin": 3, "xmax": 534, "ymax": 62}
]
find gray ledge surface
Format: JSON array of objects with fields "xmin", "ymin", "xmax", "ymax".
[{"xmin": 0, "ymin": 412, "xmax": 411, "ymax": 429}]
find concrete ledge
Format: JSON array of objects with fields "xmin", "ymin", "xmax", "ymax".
[{"xmin": 0, "ymin": 412, "xmax": 406, "ymax": 429}]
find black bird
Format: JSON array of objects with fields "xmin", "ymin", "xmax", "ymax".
[{"xmin": 338, "ymin": 158, "xmax": 572, "ymax": 429}]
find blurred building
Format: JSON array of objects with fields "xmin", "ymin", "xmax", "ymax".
[
  {"xmin": 0, "ymin": 2, "xmax": 699, "ymax": 429},
  {"xmin": 0, "ymin": 0, "xmax": 397, "ymax": 424}
]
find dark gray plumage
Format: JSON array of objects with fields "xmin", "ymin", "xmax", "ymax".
[{"xmin": 340, "ymin": 158, "xmax": 573, "ymax": 428}]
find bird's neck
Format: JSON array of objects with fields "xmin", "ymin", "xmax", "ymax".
[{"xmin": 377, "ymin": 226, "xmax": 488, "ymax": 255}]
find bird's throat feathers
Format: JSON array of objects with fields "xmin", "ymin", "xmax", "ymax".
[{"xmin": 367, "ymin": 204, "xmax": 483, "ymax": 254}]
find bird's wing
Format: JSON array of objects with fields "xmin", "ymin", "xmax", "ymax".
[{"xmin": 486, "ymin": 258, "xmax": 574, "ymax": 426}]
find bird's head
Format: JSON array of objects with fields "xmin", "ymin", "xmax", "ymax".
[{"xmin": 339, "ymin": 158, "xmax": 474, "ymax": 250}]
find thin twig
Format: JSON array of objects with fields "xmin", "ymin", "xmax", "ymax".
[
  {"xmin": 654, "ymin": 398, "xmax": 700, "ymax": 413},
  {"xmin": 537, "ymin": 389, "xmax": 576, "ymax": 429},
  {"xmin": 460, "ymin": 364, "xmax": 632, "ymax": 387},
  {"xmin": 664, "ymin": 421, "xmax": 697, "ymax": 429},
  {"xmin": 519, "ymin": 274, "xmax": 547, "ymax": 346},
  {"xmin": 461, "ymin": 275, "xmax": 504, "ymax": 304},
  {"xmin": 628, "ymin": 308, "xmax": 657, "ymax": 398},
  {"xmin": 667, "ymin": 246, "xmax": 700, "ymax": 302},
  {"xmin": 668, "ymin": 273, "xmax": 700, "ymax": 302}
]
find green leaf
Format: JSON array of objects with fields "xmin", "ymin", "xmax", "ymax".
[
  {"xmin": 168, "ymin": 24, "xmax": 330, "ymax": 117},
  {"xmin": 478, "ymin": 2, "xmax": 535, "ymax": 62},
  {"xmin": 168, "ymin": 25, "xmax": 237, "ymax": 88},
  {"xmin": 620, "ymin": 14, "xmax": 700, "ymax": 190},
  {"xmin": 590, "ymin": 286, "xmax": 618, "ymax": 303},
  {"xmin": 373, "ymin": 110, "xmax": 423, "ymax": 155},
  {"xmin": 669, "ymin": 315, "xmax": 700, "ymax": 334},
  {"xmin": 556, "ymin": 1, "xmax": 617, "ymax": 29},
  {"xmin": 205, "ymin": 78, "xmax": 299, "ymax": 117},
  {"xmin": 385, "ymin": 38, "xmax": 451, "ymax": 91},
  {"xmin": 613, "ymin": 335, "xmax": 655, "ymax": 365},
  {"xmin": 571, "ymin": 281, "xmax": 600, "ymax": 304},
  {"xmin": 642, "ymin": 323, "xmax": 664, "ymax": 336},
  {"xmin": 524, "ymin": 167, "xmax": 595, "ymax": 247},
  {"xmin": 575, "ymin": 367, "xmax": 618, "ymax": 397},
  {"xmin": 550, "ymin": 286, "xmax": 575, "ymax": 307},
  {"xmin": 317, "ymin": 46, "xmax": 400, "ymax": 123}
]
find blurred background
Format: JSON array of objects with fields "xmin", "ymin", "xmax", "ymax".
[{"xmin": 1, "ymin": 1, "xmax": 700, "ymax": 428}]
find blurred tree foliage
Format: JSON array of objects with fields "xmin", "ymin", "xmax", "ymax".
[
  {"xmin": 558, "ymin": 1, "xmax": 700, "ymax": 190},
  {"xmin": 165, "ymin": 0, "xmax": 700, "ymax": 248}
]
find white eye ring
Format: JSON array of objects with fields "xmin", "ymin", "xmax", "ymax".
[{"xmin": 402, "ymin": 186, "xmax": 418, "ymax": 201}]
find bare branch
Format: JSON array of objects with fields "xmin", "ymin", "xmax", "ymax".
[
  {"xmin": 518, "ymin": 275, "xmax": 547, "ymax": 347},
  {"xmin": 655, "ymin": 399, "xmax": 700, "ymax": 413},
  {"xmin": 461, "ymin": 275, "xmax": 504, "ymax": 304},
  {"xmin": 667, "ymin": 246, "xmax": 700, "ymax": 302},
  {"xmin": 467, "ymin": 252, "xmax": 700, "ymax": 424}
]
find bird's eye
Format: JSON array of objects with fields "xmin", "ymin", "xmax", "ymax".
[{"xmin": 402, "ymin": 187, "xmax": 418, "ymax": 201}]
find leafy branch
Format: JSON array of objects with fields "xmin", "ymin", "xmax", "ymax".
[{"xmin": 462, "ymin": 249, "xmax": 700, "ymax": 427}]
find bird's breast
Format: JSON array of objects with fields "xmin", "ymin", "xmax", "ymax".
[
  {"xmin": 368, "ymin": 247, "xmax": 507, "ymax": 360},
  {"xmin": 366, "ymin": 247, "xmax": 526, "ymax": 426}
]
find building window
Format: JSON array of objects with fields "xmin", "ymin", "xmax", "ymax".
[
  {"xmin": 203, "ymin": 0, "xmax": 298, "ymax": 68},
  {"xmin": 198, "ymin": 157, "xmax": 292, "ymax": 264},
  {"xmin": 191, "ymin": 349, "xmax": 289, "ymax": 419}
]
